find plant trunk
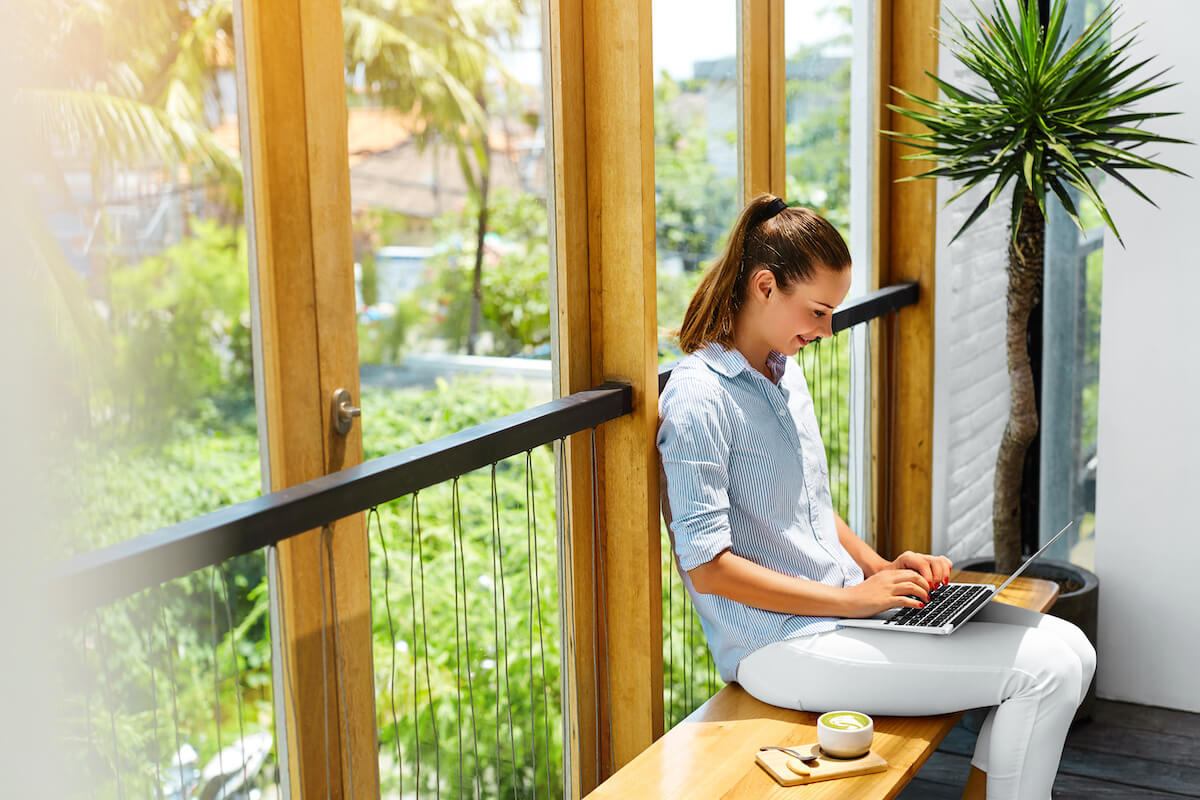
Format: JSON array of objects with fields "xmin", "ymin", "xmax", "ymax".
[
  {"xmin": 993, "ymin": 192, "xmax": 1044, "ymax": 573},
  {"xmin": 466, "ymin": 161, "xmax": 490, "ymax": 356}
]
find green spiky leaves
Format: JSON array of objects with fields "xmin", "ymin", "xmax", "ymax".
[{"xmin": 884, "ymin": 0, "xmax": 1189, "ymax": 244}]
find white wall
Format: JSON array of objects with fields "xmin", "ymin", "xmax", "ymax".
[
  {"xmin": 930, "ymin": 0, "xmax": 1013, "ymax": 562},
  {"xmin": 1093, "ymin": 2, "xmax": 1200, "ymax": 713}
]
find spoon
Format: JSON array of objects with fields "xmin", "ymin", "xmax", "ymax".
[{"xmin": 759, "ymin": 745, "xmax": 821, "ymax": 764}]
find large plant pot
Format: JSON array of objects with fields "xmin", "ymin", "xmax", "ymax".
[{"xmin": 956, "ymin": 557, "xmax": 1099, "ymax": 722}]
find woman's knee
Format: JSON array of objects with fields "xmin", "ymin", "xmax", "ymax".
[
  {"xmin": 1040, "ymin": 615, "xmax": 1096, "ymax": 688},
  {"xmin": 1012, "ymin": 629, "xmax": 1085, "ymax": 702}
]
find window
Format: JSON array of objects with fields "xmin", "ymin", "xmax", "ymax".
[
  {"xmin": 24, "ymin": 1, "xmax": 261, "ymax": 556},
  {"xmin": 1039, "ymin": 1, "xmax": 1107, "ymax": 569},
  {"xmin": 653, "ymin": 0, "xmax": 740, "ymax": 354}
]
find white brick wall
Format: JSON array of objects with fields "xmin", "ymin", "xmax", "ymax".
[{"xmin": 929, "ymin": 0, "xmax": 1014, "ymax": 562}]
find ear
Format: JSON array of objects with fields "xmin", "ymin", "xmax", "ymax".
[{"xmin": 749, "ymin": 268, "xmax": 776, "ymax": 303}]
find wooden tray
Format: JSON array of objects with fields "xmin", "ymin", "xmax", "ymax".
[{"xmin": 756, "ymin": 744, "xmax": 888, "ymax": 787}]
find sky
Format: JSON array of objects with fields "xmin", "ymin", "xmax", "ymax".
[
  {"xmin": 653, "ymin": 0, "xmax": 851, "ymax": 80},
  {"xmin": 502, "ymin": 1, "xmax": 852, "ymax": 88}
]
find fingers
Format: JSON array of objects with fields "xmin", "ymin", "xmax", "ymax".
[
  {"xmin": 900, "ymin": 569, "xmax": 930, "ymax": 595},
  {"xmin": 896, "ymin": 551, "xmax": 934, "ymax": 588},
  {"xmin": 890, "ymin": 592, "xmax": 925, "ymax": 610},
  {"xmin": 901, "ymin": 552, "xmax": 955, "ymax": 588}
]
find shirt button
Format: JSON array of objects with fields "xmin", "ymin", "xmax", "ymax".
[
  {"xmin": 778, "ymin": 408, "xmax": 787, "ymax": 416},
  {"xmin": 796, "ymin": 448, "xmax": 803, "ymax": 456}
]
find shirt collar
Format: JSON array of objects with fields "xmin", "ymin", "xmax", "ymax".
[{"xmin": 695, "ymin": 341, "xmax": 788, "ymax": 383}]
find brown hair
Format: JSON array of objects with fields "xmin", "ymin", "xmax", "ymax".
[{"xmin": 676, "ymin": 194, "xmax": 851, "ymax": 353}]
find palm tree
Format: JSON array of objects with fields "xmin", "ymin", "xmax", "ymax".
[
  {"xmin": 884, "ymin": 0, "xmax": 1188, "ymax": 571},
  {"xmin": 13, "ymin": 0, "xmax": 242, "ymax": 393},
  {"xmin": 344, "ymin": 0, "xmax": 526, "ymax": 354}
]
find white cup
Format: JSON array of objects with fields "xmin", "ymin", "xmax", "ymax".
[{"xmin": 817, "ymin": 710, "xmax": 874, "ymax": 758}]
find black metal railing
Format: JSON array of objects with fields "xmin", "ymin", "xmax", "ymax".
[
  {"xmin": 52, "ymin": 379, "xmax": 633, "ymax": 800},
  {"xmin": 50, "ymin": 382, "xmax": 631, "ymax": 615}
]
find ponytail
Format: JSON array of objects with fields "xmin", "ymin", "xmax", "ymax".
[
  {"xmin": 677, "ymin": 195, "xmax": 781, "ymax": 353},
  {"xmin": 676, "ymin": 194, "xmax": 851, "ymax": 354}
]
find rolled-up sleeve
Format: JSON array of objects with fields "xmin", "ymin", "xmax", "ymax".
[{"xmin": 657, "ymin": 378, "xmax": 733, "ymax": 570}]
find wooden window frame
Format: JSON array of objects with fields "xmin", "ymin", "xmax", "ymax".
[
  {"xmin": 230, "ymin": 0, "xmax": 939, "ymax": 795},
  {"xmin": 235, "ymin": 0, "xmax": 378, "ymax": 796}
]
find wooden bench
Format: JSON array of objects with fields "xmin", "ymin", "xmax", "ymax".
[{"xmin": 586, "ymin": 570, "xmax": 1059, "ymax": 800}]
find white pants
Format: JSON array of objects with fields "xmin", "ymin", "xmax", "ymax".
[{"xmin": 736, "ymin": 603, "xmax": 1096, "ymax": 800}]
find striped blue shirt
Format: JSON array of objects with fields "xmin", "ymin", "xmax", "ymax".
[{"xmin": 657, "ymin": 341, "xmax": 865, "ymax": 682}]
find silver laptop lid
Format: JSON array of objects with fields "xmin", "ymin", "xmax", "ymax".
[{"xmin": 993, "ymin": 521, "xmax": 1074, "ymax": 594}]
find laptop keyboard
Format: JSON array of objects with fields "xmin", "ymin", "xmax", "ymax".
[{"xmin": 885, "ymin": 583, "xmax": 993, "ymax": 628}]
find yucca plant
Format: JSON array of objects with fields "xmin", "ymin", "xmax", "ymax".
[{"xmin": 885, "ymin": 0, "xmax": 1188, "ymax": 572}]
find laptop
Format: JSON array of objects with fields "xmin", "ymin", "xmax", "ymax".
[{"xmin": 837, "ymin": 522, "xmax": 1073, "ymax": 635}]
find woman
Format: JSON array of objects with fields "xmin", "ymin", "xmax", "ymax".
[{"xmin": 657, "ymin": 194, "xmax": 1094, "ymax": 800}]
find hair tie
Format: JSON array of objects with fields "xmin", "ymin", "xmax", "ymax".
[{"xmin": 764, "ymin": 197, "xmax": 788, "ymax": 220}]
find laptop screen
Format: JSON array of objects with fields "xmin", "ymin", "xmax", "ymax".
[{"xmin": 993, "ymin": 521, "xmax": 1074, "ymax": 594}]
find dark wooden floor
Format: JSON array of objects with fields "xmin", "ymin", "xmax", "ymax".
[{"xmin": 897, "ymin": 699, "xmax": 1200, "ymax": 799}]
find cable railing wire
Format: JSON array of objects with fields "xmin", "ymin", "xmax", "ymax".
[
  {"xmin": 319, "ymin": 528, "xmax": 334, "ymax": 800},
  {"xmin": 326, "ymin": 526, "xmax": 356, "ymax": 800},
  {"xmin": 208, "ymin": 569, "xmax": 226, "ymax": 795},
  {"xmin": 218, "ymin": 564, "xmax": 251, "ymax": 793},
  {"xmin": 372, "ymin": 505, "xmax": 405, "ymax": 798},
  {"xmin": 449, "ymin": 486, "xmax": 468, "ymax": 799},
  {"xmin": 96, "ymin": 612, "xmax": 123, "ymax": 800},
  {"xmin": 453, "ymin": 479, "xmax": 485, "ymax": 799}
]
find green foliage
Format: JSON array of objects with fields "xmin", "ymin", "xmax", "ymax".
[
  {"xmin": 72, "ymin": 432, "xmax": 261, "ymax": 557},
  {"xmin": 656, "ymin": 268, "xmax": 705, "ymax": 357},
  {"xmin": 885, "ymin": 0, "xmax": 1189, "ymax": 243},
  {"xmin": 361, "ymin": 378, "xmax": 562, "ymax": 798},
  {"xmin": 105, "ymin": 218, "xmax": 254, "ymax": 440},
  {"xmin": 784, "ymin": 2, "xmax": 853, "ymax": 236},
  {"xmin": 358, "ymin": 294, "xmax": 426, "ymax": 364},
  {"xmin": 20, "ymin": 0, "xmax": 243, "ymax": 201},
  {"xmin": 421, "ymin": 188, "xmax": 551, "ymax": 356},
  {"xmin": 654, "ymin": 72, "xmax": 739, "ymax": 280},
  {"xmin": 19, "ymin": 0, "xmax": 244, "ymax": 419},
  {"xmin": 56, "ymin": 556, "xmax": 274, "ymax": 800},
  {"xmin": 801, "ymin": 338, "xmax": 854, "ymax": 520},
  {"xmin": 68, "ymin": 378, "xmax": 570, "ymax": 798},
  {"xmin": 343, "ymin": 0, "xmax": 521, "ymax": 156}
]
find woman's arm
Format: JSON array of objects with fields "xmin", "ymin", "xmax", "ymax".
[
  {"xmin": 688, "ymin": 549, "xmax": 932, "ymax": 618},
  {"xmin": 835, "ymin": 512, "xmax": 891, "ymax": 577},
  {"xmin": 834, "ymin": 512, "xmax": 954, "ymax": 587}
]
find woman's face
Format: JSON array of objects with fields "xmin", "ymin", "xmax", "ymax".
[{"xmin": 751, "ymin": 264, "xmax": 853, "ymax": 357}]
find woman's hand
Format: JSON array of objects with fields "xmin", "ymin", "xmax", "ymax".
[
  {"xmin": 839, "ymin": 569, "xmax": 932, "ymax": 618},
  {"xmin": 889, "ymin": 551, "xmax": 954, "ymax": 589}
]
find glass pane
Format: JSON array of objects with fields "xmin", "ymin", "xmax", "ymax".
[
  {"xmin": 784, "ymin": 0, "xmax": 852, "ymax": 251},
  {"xmin": 1039, "ymin": 1, "xmax": 1106, "ymax": 570},
  {"xmin": 24, "ymin": 4, "xmax": 262, "ymax": 557},
  {"xmin": 1040, "ymin": 188, "xmax": 1104, "ymax": 570},
  {"xmin": 341, "ymin": 2, "xmax": 557, "ymax": 794},
  {"xmin": 784, "ymin": 0, "xmax": 872, "ymax": 536},
  {"xmin": 346, "ymin": 1, "xmax": 552, "ymax": 416},
  {"xmin": 653, "ymin": 0, "xmax": 739, "ymax": 729},
  {"xmin": 652, "ymin": 0, "xmax": 740, "ymax": 357},
  {"xmin": 18, "ymin": 4, "xmax": 275, "ymax": 796}
]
